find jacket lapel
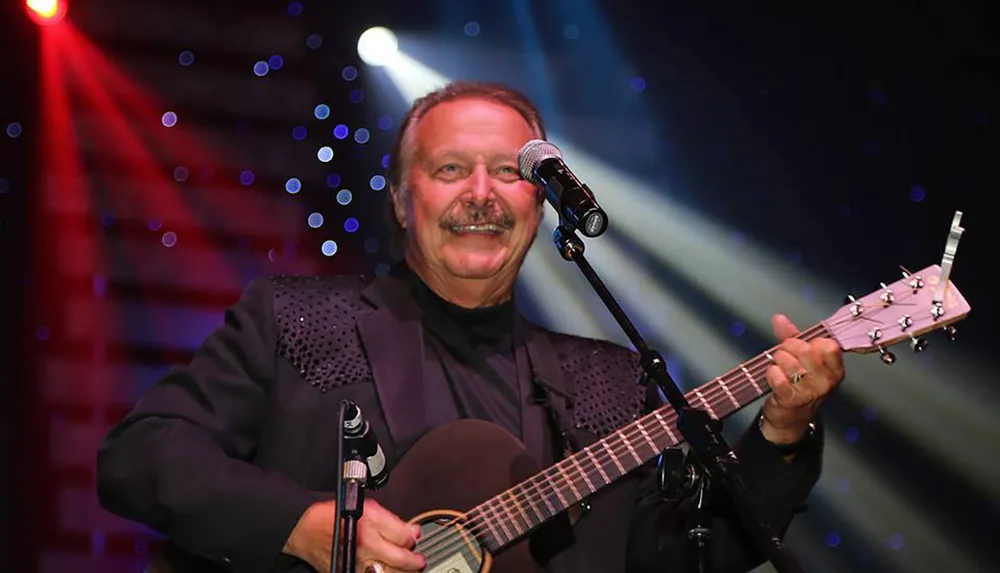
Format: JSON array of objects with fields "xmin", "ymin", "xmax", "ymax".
[
  {"xmin": 357, "ymin": 275, "xmax": 426, "ymax": 455},
  {"xmin": 520, "ymin": 319, "xmax": 575, "ymax": 467}
]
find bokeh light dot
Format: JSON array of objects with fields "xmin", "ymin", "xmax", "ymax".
[
  {"xmin": 377, "ymin": 115, "xmax": 393, "ymax": 131},
  {"xmin": 321, "ymin": 240, "xmax": 338, "ymax": 256},
  {"xmin": 364, "ymin": 238, "xmax": 380, "ymax": 253},
  {"xmin": 315, "ymin": 104, "xmax": 331, "ymax": 120},
  {"xmin": 844, "ymin": 426, "xmax": 860, "ymax": 443},
  {"xmin": 369, "ymin": 175, "xmax": 386, "ymax": 191},
  {"xmin": 825, "ymin": 532, "xmax": 841, "ymax": 548},
  {"xmin": 306, "ymin": 34, "xmax": 323, "ymax": 49},
  {"xmin": 287, "ymin": 1, "xmax": 303, "ymax": 16},
  {"xmin": 564, "ymin": 24, "xmax": 580, "ymax": 39},
  {"xmin": 178, "ymin": 50, "xmax": 195, "ymax": 66},
  {"xmin": 161, "ymin": 112, "xmax": 178, "ymax": 127},
  {"xmin": 909, "ymin": 185, "xmax": 926, "ymax": 202},
  {"xmin": 0, "ymin": 178, "xmax": 10, "ymax": 193},
  {"xmin": 862, "ymin": 406, "xmax": 878, "ymax": 421},
  {"xmin": 239, "ymin": 170, "xmax": 255, "ymax": 186},
  {"xmin": 162, "ymin": 231, "xmax": 178, "ymax": 248},
  {"xmin": 729, "ymin": 320, "xmax": 746, "ymax": 337},
  {"xmin": 7, "ymin": 122, "xmax": 23, "ymax": 138},
  {"xmin": 382, "ymin": 154, "xmax": 391, "ymax": 169},
  {"xmin": 285, "ymin": 177, "xmax": 301, "ymax": 194},
  {"xmin": 888, "ymin": 533, "xmax": 905, "ymax": 550},
  {"xmin": 342, "ymin": 66, "xmax": 358, "ymax": 81},
  {"xmin": 630, "ymin": 77, "xmax": 647, "ymax": 92},
  {"xmin": 326, "ymin": 173, "xmax": 342, "ymax": 188},
  {"xmin": 336, "ymin": 189, "xmax": 353, "ymax": 205},
  {"xmin": 464, "ymin": 21, "xmax": 481, "ymax": 37},
  {"xmin": 148, "ymin": 219, "xmax": 163, "ymax": 231},
  {"xmin": 269, "ymin": 55, "xmax": 284, "ymax": 70},
  {"xmin": 307, "ymin": 212, "xmax": 324, "ymax": 228},
  {"xmin": 268, "ymin": 248, "xmax": 278, "ymax": 262},
  {"xmin": 344, "ymin": 217, "xmax": 360, "ymax": 233},
  {"xmin": 354, "ymin": 128, "xmax": 370, "ymax": 144},
  {"xmin": 349, "ymin": 89, "xmax": 364, "ymax": 103},
  {"xmin": 100, "ymin": 213, "xmax": 115, "ymax": 227},
  {"xmin": 375, "ymin": 263, "xmax": 391, "ymax": 277},
  {"xmin": 292, "ymin": 125, "xmax": 308, "ymax": 140},
  {"xmin": 36, "ymin": 326, "xmax": 50, "ymax": 341},
  {"xmin": 253, "ymin": 61, "xmax": 270, "ymax": 76},
  {"xmin": 317, "ymin": 146, "xmax": 334, "ymax": 162},
  {"xmin": 173, "ymin": 166, "xmax": 189, "ymax": 182},
  {"xmin": 333, "ymin": 124, "xmax": 349, "ymax": 139}
]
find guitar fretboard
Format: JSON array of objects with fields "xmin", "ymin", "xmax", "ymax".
[{"xmin": 469, "ymin": 322, "xmax": 831, "ymax": 551}]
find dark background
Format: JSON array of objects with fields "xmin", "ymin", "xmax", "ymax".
[{"xmin": 1, "ymin": 0, "xmax": 996, "ymax": 571}]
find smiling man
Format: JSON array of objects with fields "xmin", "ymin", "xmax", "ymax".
[{"xmin": 97, "ymin": 81, "xmax": 842, "ymax": 573}]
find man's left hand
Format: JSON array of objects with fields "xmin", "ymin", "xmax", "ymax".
[{"xmin": 761, "ymin": 314, "xmax": 845, "ymax": 444}]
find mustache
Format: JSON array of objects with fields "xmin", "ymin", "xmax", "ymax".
[{"xmin": 439, "ymin": 202, "xmax": 515, "ymax": 230}]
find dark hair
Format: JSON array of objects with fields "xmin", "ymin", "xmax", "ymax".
[{"xmin": 382, "ymin": 81, "xmax": 547, "ymax": 258}]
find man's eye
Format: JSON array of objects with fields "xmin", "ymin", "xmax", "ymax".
[{"xmin": 440, "ymin": 164, "xmax": 461, "ymax": 173}]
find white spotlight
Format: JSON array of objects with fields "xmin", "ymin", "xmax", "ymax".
[{"xmin": 357, "ymin": 27, "xmax": 399, "ymax": 67}]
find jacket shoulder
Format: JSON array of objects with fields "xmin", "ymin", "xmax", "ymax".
[
  {"xmin": 266, "ymin": 275, "xmax": 373, "ymax": 392},
  {"xmin": 546, "ymin": 330, "xmax": 648, "ymax": 437}
]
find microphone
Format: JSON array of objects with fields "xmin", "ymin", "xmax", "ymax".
[
  {"xmin": 343, "ymin": 402, "xmax": 390, "ymax": 489},
  {"xmin": 518, "ymin": 139, "xmax": 609, "ymax": 238}
]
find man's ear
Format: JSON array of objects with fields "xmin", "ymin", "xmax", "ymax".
[{"xmin": 389, "ymin": 184, "xmax": 407, "ymax": 229}]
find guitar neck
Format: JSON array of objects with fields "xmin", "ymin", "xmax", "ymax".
[{"xmin": 469, "ymin": 322, "xmax": 832, "ymax": 552}]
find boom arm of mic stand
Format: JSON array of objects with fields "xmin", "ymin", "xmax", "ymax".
[{"xmin": 552, "ymin": 223, "xmax": 805, "ymax": 573}]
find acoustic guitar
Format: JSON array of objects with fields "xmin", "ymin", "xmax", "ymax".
[{"xmin": 151, "ymin": 216, "xmax": 971, "ymax": 573}]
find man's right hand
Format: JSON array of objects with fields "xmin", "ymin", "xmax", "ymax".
[{"xmin": 283, "ymin": 499, "xmax": 426, "ymax": 573}]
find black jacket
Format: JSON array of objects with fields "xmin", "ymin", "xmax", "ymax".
[{"xmin": 96, "ymin": 272, "xmax": 823, "ymax": 572}]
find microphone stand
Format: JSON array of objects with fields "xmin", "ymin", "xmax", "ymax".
[
  {"xmin": 339, "ymin": 458, "xmax": 368, "ymax": 573},
  {"xmin": 551, "ymin": 222, "xmax": 805, "ymax": 573}
]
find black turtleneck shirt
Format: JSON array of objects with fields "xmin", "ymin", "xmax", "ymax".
[{"xmin": 399, "ymin": 264, "xmax": 526, "ymax": 442}]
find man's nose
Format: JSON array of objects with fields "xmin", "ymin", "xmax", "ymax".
[{"xmin": 463, "ymin": 164, "xmax": 494, "ymax": 203}]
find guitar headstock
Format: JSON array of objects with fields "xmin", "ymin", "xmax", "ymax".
[
  {"xmin": 825, "ymin": 266, "xmax": 971, "ymax": 361},
  {"xmin": 824, "ymin": 211, "xmax": 971, "ymax": 363}
]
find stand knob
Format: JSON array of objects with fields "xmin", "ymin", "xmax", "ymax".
[
  {"xmin": 657, "ymin": 448, "xmax": 699, "ymax": 503},
  {"xmin": 878, "ymin": 347, "xmax": 896, "ymax": 364}
]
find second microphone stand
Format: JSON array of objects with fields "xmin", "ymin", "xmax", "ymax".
[{"xmin": 551, "ymin": 222, "xmax": 805, "ymax": 573}]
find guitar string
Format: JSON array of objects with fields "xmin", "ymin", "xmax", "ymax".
[
  {"xmin": 412, "ymin": 342, "xmax": 804, "ymax": 568},
  {"xmin": 413, "ymin": 321, "xmax": 837, "ymax": 566},
  {"xmin": 413, "ymin": 321, "xmax": 831, "ymax": 564},
  {"xmin": 417, "ymin": 286, "xmax": 926, "ymax": 563}
]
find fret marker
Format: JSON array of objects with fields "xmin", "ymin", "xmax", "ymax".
[
  {"xmin": 568, "ymin": 455, "xmax": 595, "ymax": 493},
  {"xmin": 741, "ymin": 364, "xmax": 763, "ymax": 392},
  {"xmin": 695, "ymin": 389, "xmax": 718, "ymax": 418},
  {"xmin": 717, "ymin": 376, "xmax": 739, "ymax": 407},
  {"xmin": 653, "ymin": 410, "xmax": 678, "ymax": 444},
  {"xmin": 584, "ymin": 447, "xmax": 610, "ymax": 484},
  {"xmin": 602, "ymin": 440, "xmax": 627, "ymax": 474},
  {"xmin": 555, "ymin": 461, "xmax": 582, "ymax": 503},
  {"xmin": 618, "ymin": 430, "xmax": 642, "ymax": 463},
  {"xmin": 637, "ymin": 422, "xmax": 657, "ymax": 451}
]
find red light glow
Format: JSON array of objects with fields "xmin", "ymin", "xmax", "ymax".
[{"xmin": 25, "ymin": 0, "xmax": 68, "ymax": 25}]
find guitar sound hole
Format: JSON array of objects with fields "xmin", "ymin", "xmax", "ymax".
[{"xmin": 415, "ymin": 513, "xmax": 486, "ymax": 573}]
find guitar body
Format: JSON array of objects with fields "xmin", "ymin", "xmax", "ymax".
[{"xmin": 371, "ymin": 419, "xmax": 546, "ymax": 573}]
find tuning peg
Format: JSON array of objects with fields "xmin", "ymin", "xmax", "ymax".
[
  {"xmin": 844, "ymin": 295, "xmax": 863, "ymax": 318},
  {"xmin": 941, "ymin": 325, "xmax": 957, "ymax": 340},
  {"xmin": 877, "ymin": 347, "xmax": 896, "ymax": 364},
  {"xmin": 909, "ymin": 335, "xmax": 929, "ymax": 353}
]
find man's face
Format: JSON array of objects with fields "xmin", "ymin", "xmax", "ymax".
[{"xmin": 394, "ymin": 98, "xmax": 542, "ymax": 284}]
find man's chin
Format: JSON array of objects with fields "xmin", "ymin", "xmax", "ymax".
[{"xmin": 442, "ymin": 249, "xmax": 510, "ymax": 279}]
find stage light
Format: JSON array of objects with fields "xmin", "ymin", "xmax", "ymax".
[
  {"xmin": 24, "ymin": 0, "xmax": 67, "ymax": 25},
  {"xmin": 357, "ymin": 27, "xmax": 399, "ymax": 67}
]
